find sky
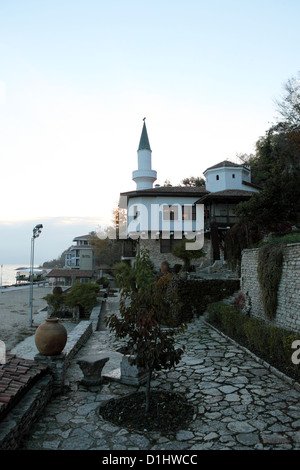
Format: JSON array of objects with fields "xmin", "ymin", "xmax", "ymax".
[{"xmin": 0, "ymin": 0, "xmax": 299, "ymax": 264}]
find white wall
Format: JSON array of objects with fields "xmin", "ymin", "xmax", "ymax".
[
  {"xmin": 205, "ymin": 166, "xmax": 255, "ymax": 193},
  {"xmin": 126, "ymin": 195, "xmax": 204, "ymax": 237}
]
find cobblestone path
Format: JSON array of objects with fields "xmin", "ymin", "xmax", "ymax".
[{"xmin": 21, "ymin": 299, "xmax": 300, "ymax": 450}]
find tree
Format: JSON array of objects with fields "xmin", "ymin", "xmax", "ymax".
[
  {"xmin": 90, "ymin": 202, "xmax": 126, "ymax": 267},
  {"xmin": 181, "ymin": 176, "xmax": 205, "ymax": 187},
  {"xmin": 64, "ymin": 281, "xmax": 100, "ymax": 316},
  {"xmin": 275, "ymin": 72, "xmax": 300, "ymax": 131},
  {"xmin": 106, "ymin": 248, "xmax": 186, "ymax": 414},
  {"xmin": 236, "ymin": 127, "xmax": 300, "ymax": 229},
  {"xmin": 236, "ymin": 75, "xmax": 300, "ymax": 230},
  {"xmin": 42, "ymin": 248, "xmax": 71, "ymax": 268},
  {"xmin": 172, "ymin": 237, "xmax": 205, "ymax": 271}
]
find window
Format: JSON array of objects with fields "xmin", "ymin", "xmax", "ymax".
[
  {"xmin": 182, "ymin": 205, "xmax": 196, "ymax": 220},
  {"xmin": 232, "ymin": 174, "xmax": 235, "ymax": 179},
  {"xmin": 216, "ymin": 175, "xmax": 219, "ymax": 180},
  {"xmin": 160, "ymin": 238, "xmax": 171, "ymax": 253},
  {"xmin": 160, "ymin": 236, "xmax": 181, "ymax": 253},
  {"xmin": 163, "ymin": 205, "xmax": 179, "ymax": 221},
  {"xmin": 133, "ymin": 205, "xmax": 138, "ymax": 220}
]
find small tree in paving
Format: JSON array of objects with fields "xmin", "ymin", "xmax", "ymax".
[
  {"xmin": 172, "ymin": 237, "xmax": 205, "ymax": 271},
  {"xmin": 106, "ymin": 248, "xmax": 186, "ymax": 414}
]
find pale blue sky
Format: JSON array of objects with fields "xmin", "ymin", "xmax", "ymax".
[{"xmin": 0, "ymin": 0, "xmax": 299, "ymax": 263}]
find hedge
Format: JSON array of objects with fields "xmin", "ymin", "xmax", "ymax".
[
  {"xmin": 207, "ymin": 302, "xmax": 300, "ymax": 383},
  {"xmin": 175, "ymin": 278, "xmax": 240, "ymax": 323}
]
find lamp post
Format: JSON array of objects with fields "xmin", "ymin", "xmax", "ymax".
[{"xmin": 29, "ymin": 224, "xmax": 43, "ymax": 327}]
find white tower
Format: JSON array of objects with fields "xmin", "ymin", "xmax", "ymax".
[{"xmin": 132, "ymin": 119, "xmax": 157, "ymax": 190}]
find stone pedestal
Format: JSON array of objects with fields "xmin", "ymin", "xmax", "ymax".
[
  {"xmin": 120, "ymin": 355, "xmax": 147, "ymax": 385},
  {"xmin": 35, "ymin": 353, "xmax": 66, "ymax": 395},
  {"xmin": 77, "ymin": 355, "xmax": 109, "ymax": 386}
]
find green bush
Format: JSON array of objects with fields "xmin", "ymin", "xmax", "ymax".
[
  {"xmin": 43, "ymin": 293, "xmax": 65, "ymax": 314},
  {"xmin": 267, "ymin": 232, "xmax": 300, "ymax": 246},
  {"xmin": 207, "ymin": 303, "xmax": 247, "ymax": 338},
  {"xmin": 257, "ymin": 243, "xmax": 284, "ymax": 319},
  {"xmin": 64, "ymin": 281, "xmax": 100, "ymax": 316},
  {"xmin": 207, "ymin": 302, "xmax": 300, "ymax": 382},
  {"xmin": 96, "ymin": 276, "xmax": 110, "ymax": 288},
  {"xmin": 176, "ymin": 279, "xmax": 240, "ymax": 323}
]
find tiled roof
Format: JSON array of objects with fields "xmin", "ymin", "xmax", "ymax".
[
  {"xmin": 121, "ymin": 185, "xmax": 208, "ymax": 198},
  {"xmin": 0, "ymin": 354, "xmax": 48, "ymax": 421},
  {"xmin": 73, "ymin": 235, "xmax": 91, "ymax": 240},
  {"xmin": 242, "ymin": 180, "xmax": 262, "ymax": 190},
  {"xmin": 46, "ymin": 269, "xmax": 94, "ymax": 278},
  {"xmin": 196, "ymin": 189, "xmax": 256, "ymax": 203},
  {"xmin": 203, "ymin": 160, "xmax": 243, "ymax": 173}
]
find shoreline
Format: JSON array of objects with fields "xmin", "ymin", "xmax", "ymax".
[{"xmin": 0, "ymin": 285, "xmax": 52, "ymax": 352}]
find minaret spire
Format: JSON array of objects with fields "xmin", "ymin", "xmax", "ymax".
[
  {"xmin": 138, "ymin": 118, "xmax": 151, "ymax": 151},
  {"xmin": 132, "ymin": 119, "xmax": 157, "ymax": 190}
]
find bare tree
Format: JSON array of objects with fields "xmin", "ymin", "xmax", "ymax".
[{"xmin": 275, "ymin": 72, "xmax": 300, "ymax": 130}]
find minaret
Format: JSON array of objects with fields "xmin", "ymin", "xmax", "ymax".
[{"xmin": 132, "ymin": 119, "xmax": 157, "ymax": 190}]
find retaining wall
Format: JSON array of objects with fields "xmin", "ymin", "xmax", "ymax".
[
  {"xmin": 0, "ymin": 317, "xmax": 95, "ymax": 449},
  {"xmin": 241, "ymin": 243, "xmax": 300, "ymax": 333}
]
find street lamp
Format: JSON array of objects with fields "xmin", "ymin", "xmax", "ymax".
[{"xmin": 29, "ymin": 224, "xmax": 43, "ymax": 327}]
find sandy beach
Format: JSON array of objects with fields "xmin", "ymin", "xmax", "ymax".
[{"xmin": 0, "ymin": 286, "xmax": 52, "ymax": 352}]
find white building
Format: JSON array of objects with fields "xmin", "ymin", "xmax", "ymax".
[
  {"xmin": 203, "ymin": 160, "xmax": 254, "ymax": 193},
  {"xmin": 64, "ymin": 234, "xmax": 95, "ymax": 270},
  {"xmin": 120, "ymin": 121, "xmax": 260, "ymax": 271}
]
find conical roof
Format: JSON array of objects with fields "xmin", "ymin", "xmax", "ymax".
[{"xmin": 138, "ymin": 120, "xmax": 151, "ymax": 151}]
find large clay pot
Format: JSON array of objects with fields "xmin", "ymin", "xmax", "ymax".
[{"xmin": 35, "ymin": 318, "xmax": 67, "ymax": 356}]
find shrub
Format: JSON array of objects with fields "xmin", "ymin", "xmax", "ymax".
[
  {"xmin": 176, "ymin": 278, "xmax": 240, "ymax": 323},
  {"xmin": 96, "ymin": 276, "xmax": 110, "ymax": 288},
  {"xmin": 207, "ymin": 303, "xmax": 246, "ymax": 339},
  {"xmin": 207, "ymin": 301, "xmax": 300, "ymax": 382},
  {"xmin": 257, "ymin": 243, "xmax": 284, "ymax": 319},
  {"xmin": 233, "ymin": 292, "xmax": 246, "ymax": 313},
  {"xmin": 267, "ymin": 231, "xmax": 300, "ymax": 246},
  {"xmin": 43, "ymin": 293, "xmax": 65, "ymax": 314},
  {"xmin": 172, "ymin": 237, "xmax": 205, "ymax": 271},
  {"xmin": 64, "ymin": 281, "xmax": 100, "ymax": 316},
  {"xmin": 243, "ymin": 318, "xmax": 269, "ymax": 355}
]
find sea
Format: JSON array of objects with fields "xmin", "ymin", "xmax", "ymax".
[{"xmin": 0, "ymin": 264, "xmax": 31, "ymax": 287}]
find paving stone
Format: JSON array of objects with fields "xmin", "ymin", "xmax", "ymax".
[
  {"xmin": 219, "ymin": 385, "xmax": 238, "ymax": 394},
  {"xmin": 14, "ymin": 309, "xmax": 300, "ymax": 451},
  {"xmin": 227, "ymin": 421, "xmax": 256, "ymax": 433},
  {"xmin": 176, "ymin": 430, "xmax": 195, "ymax": 441},
  {"xmin": 236, "ymin": 433, "xmax": 260, "ymax": 446}
]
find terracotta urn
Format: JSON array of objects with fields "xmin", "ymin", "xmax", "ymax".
[{"xmin": 35, "ymin": 318, "xmax": 67, "ymax": 356}]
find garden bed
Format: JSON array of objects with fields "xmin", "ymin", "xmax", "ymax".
[
  {"xmin": 206, "ymin": 302, "xmax": 300, "ymax": 383},
  {"xmin": 99, "ymin": 390, "xmax": 194, "ymax": 434}
]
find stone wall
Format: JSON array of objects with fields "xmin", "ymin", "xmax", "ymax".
[
  {"xmin": 0, "ymin": 320, "xmax": 94, "ymax": 449},
  {"xmin": 35, "ymin": 320, "xmax": 93, "ymax": 394},
  {"xmin": 139, "ymin": 237, "xmax": 212, "ymax": 272},
  {"xmin": 0, "ymin": 376, "xmax": 53, "ymax": 450},
  {"xmin": 241, "ymin": 243, "xmax": 300, "ymax": 333}
]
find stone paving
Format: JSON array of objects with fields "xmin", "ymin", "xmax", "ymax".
[{"xmin": 20, "ymin": 296, "xmax": 300, "ymax": 450}]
